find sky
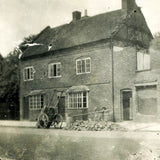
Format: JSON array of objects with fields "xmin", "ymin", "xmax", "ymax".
[{"xmin": 0, "ymin": 0, "xmax": 160, "ymax": 57}]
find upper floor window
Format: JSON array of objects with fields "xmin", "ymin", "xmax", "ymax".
[
  {"xmin": 24, "ymin": 66, "xmax": 34, "ymax": 81},
  {"xmin": 76, "ymin": 57, "xmax": 91, "ymax": 74},
  {"xmin": 29, "ymin": 95, "xmax": 44, "ymax": 110},
  {"xmin": 48, "ymin": 62, "xmax": 61, "ymax": 78},
  {"xmin": 137, "ymin": 51, "xmax": 150, "ymax": 71}
]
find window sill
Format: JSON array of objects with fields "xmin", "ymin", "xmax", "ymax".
[
  {"xmin": 136, "ymin": 69, "xmax": 151, "ymax": 73},
  {"xmin": 76, "ymin": 72, "xmax": 91, "ymax": 75},
  {"xmin": 48, "ymin": 76, "xmax": 62, "ymax": 79},
  {"xmin": 24, "ymin": 79, "xmax": 34, "ymax": 82}
]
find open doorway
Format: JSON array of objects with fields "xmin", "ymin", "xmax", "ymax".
[
  {"xmin": 58, "ymin": 96, "xmax": 65, "ymax": 119},
  {"xmin": 122, "ymin": 90, "xmax": 132, "ymax": 121}
]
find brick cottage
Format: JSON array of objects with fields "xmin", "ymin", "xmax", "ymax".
[{"xmin": 19, "ymin": 0, "xmax": 158, "ymax": 122}]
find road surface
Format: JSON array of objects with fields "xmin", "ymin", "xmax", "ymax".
[{"xmin": 0, "ymin": 127, "xmax": 160, "ymax": 160}]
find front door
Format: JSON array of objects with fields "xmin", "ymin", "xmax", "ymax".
[
  {"xmin": 122, "ymin": 91, "xmax": 132, "ymax": 120},
  {"xmin": 23, "ymin": 97, "xmax": 29, "ymax": 120},
  {"xmin": 58, "ymin": 97, "xmax": 65, "ymax": 119}
]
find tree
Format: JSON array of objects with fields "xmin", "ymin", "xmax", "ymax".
[
  {"xmin": 0, "ymin": 34, "xmax": 37, "ymax": 119},
  {"xmin": 0, "ymin": 51, "xmax": 19, "ymax": 107},
  {"xmin": 0, "ymin": 54, "xmax": 3, "ymax": 74},
  {"xmin": 150, "ymin": 32, "xmax": 160, "ymax": 50}
]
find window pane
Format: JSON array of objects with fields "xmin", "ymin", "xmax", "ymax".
[
  {"xmin": 49, "ymin": 63, "xmax": 61, "ymax": 77},
  {"xmin": 27, "ymin": 68, "xmax": 30, "ymax": 79},
  {"xmin": 38, "ymin": 96, "xmax": 41, "ymax": 109},
  {"xmin": 68, "ymin": 92, "xmax": 87, "ymax": 109},
  {"xmin": 41, "ymin": 95, "xmax": 44, "ymax": 108},
  {"xmin": 24, "ymin": 67, "xmax": 34, "ymax": 80},
  {"xmin": 77, "ymin": 60, "xmax": 82, "ymax": 73},
  {"xmin": 24, "ymin": 69, "xmax": 25, "ymax": 80},
  {"xmin": 51, "ymin": 65, "xmax": 53, "ymax": 77},
  {"xmin": 29, "ymin": 97, "xmax": 31, "ymax": 108},
  {"xmin": 78, "ymin": 93, "xmax": 82, "ymax": 108},
  {"xmin": 54, "ymin": 64, "xmax": 57, "ymax": 76},
  {"xmin": 82, "ymin": 60, "xmax": 85, "ymax": 73},
  {"xmin": 137, "ymin": 52, "xmax": 144, "ymax": 70},
  {"xmin": 30, "ymin": 68, "xmax": 33, "ymax": 79},
  {"xmin": 29, "ymin": 95, "xmax": 44, "ymax": 109},
  {"xmin": 76, "ymin": 58, "xmax": 91, "ymax": 74},
  {"xmin": 86, "ymin": 59, "xmax": 91, "ymax": 72},
  {"xmin": 144, "ymin": 53, "xmax": 150, "ymax": 69},
  {"xmin": 35, "ymin": 96, "xmax": 37, "ymax": 109},
  {"xmin": 83, "ymin": 92, "xmax": 87, "ymax": 108},
  {"xmin": 57, "ymin": 64, "xmax": 61, "ymax": 76}
]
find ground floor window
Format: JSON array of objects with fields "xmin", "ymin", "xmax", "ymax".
[
  {"xmin": 29, "ymin": 95, "xmax": 44, "ymax": 110},
  {"xmin": 68, "ymin": 92, "xmax": 88, "ymax": 109},
  {"xmin": 136, "ymin": 85, "xmax": 157, "ymax": 115}
]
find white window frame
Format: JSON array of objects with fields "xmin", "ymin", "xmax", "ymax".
[
  {"xmin": 137, "ymin": 51, "xmax": 150, "ymax": 71},
  {"xmin": 48, "ymin": 62, "xmax": 61, "ymax": 78},
  {"xmin": 29, "ymin": 95, "xmax": 45, "ymax": 110},
  {"xmin": 68, "ymin": 92, "xmax": 88, "ymax": 109},
  {"xmin": 76, "ymin": 57, "xmax": 91, "ymax": 75},
  {"xmin": 23, "ymin": 66, "xmax": 35, "ymax": 81}
]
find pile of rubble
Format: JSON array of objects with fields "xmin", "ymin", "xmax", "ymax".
[{"xmin": 64, "ymin": 120, "xmax": 127, "ymax": 131}]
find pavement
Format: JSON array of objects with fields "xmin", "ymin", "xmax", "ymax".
[
  {"xmin": 0, "ymin": 120, "xmax": 160, "ymax": 132},
  {"xmin": 117, "ymin": 121, "xmax": 160, "ymax": 132},
  {"xmin": 0, "ymin": 120, "xmax": 36, "ymax": 128}
]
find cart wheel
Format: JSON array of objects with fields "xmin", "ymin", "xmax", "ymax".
[
  {"xmin": 53, "ymin": 114, "xmax": 63, "ymax": 129},
  {"xmin": 38, "ymin": 113, "xmax": 49, "ymax": 128}
]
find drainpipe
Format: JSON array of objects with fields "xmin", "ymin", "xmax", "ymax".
[{"xmin": 110, "ymin": 38, "xmax": 115, "ymax": 122}]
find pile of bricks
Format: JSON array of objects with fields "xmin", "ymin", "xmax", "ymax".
[{"xmin": 64, "ymin": 120, "xmax": 127, "ymax": 131}]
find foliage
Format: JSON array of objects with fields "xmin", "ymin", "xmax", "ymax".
[
  {"xmin": 0, "ymin": 34, "xmax": 36, "ymax": 110},
  {"xmin": 0, "ymin": 50, "xmax": 19, "ymax": 109}
]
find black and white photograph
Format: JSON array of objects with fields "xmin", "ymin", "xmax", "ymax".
[{"xmin": 0, "ymin": 0, "xmax": 160, "ymax": 159}]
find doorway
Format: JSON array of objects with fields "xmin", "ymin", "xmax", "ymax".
[
  {"xmin": 122, "ymin": 90, "xmax": 132, "ymax": 120},
  {"xmin": 58, "ymin": 96, "xmax": 65, "ymax": 119},
  {"xmin": 23, "ymin": 97, "xmax": 29, "ymax": 120}
]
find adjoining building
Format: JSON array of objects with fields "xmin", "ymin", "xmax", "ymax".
[{"xmin": 19, "ymin": 0, "xmax": 156, "ymax": 122}]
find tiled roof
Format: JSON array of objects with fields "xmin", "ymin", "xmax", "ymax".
[
  {"xmin": 21, "ymin": 9, "xmax": 127, "ymax": 59},
  {"xmin": 21, "ymin": 7, "xmax": 153, "ymax": 59}
]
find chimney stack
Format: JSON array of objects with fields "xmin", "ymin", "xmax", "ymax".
[
  {"xmin": 122, "ymin": 0, "xmax": 138, "ymax": 12},
  {"xmin": 72, "ymin": 11, "xmax": 81, "ymax": 21}
]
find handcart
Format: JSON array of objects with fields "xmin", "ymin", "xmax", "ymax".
[{"xmin": 36, "ymin": 90, "xmax": 64, "ymax": 129}]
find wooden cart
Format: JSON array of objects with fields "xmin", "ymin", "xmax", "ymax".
[{"xmin": 36, "ymin": 90, "xmax": 63, "ymax": 129}]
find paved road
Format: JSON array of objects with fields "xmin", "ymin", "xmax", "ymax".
[{"xmin": 0, "ymin": 127, "xmax": 160, "ymax": 160}]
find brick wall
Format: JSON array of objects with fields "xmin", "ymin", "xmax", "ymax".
[
  {"xmin": 114, "ymin": 46, "xmax": 137, "ymax": 121},
  {"xmin": 20, "ymin": 42, "xmax": 113, "ymax": 120}
]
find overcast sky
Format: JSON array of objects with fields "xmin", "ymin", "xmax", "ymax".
[{"xmin": 0, "ymin": 0, "xmax": 160, "ymax": 57}]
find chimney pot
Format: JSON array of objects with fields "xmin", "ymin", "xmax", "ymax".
[
  {"xmin": 84, "ymin": 9, "xmax": 88, "ymax": 16},
  {"xmin": 122, "ymin": 0, "xmax": 137, "ymax": 12},
  {"xmin": 72, "ymin": 11, "xmax": 81, "ymax": 21}
]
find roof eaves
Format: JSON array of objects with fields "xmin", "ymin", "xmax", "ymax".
[{"xmin": 21, "ymin": 37, "xmax": 111, "ymax": 60}]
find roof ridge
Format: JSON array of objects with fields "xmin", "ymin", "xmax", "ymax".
[
  {"xmin": 50, "ymin": 23, "xmax": 68, "ymax": 30},
  {"xmin": 71, "ymin": 9, "xmax": 125, "ymax": 24},
  {"xmin": 48, "ymin": 9, "xmax": 125, "ymax": 30},
  {"xmin": 33, "ymin": 26, "xmax": 51, "ymax": 42}
]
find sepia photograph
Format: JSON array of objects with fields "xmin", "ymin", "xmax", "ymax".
[{"xmin": 0, "ymin": 0, "xmax": 160, "ymax": 159}]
